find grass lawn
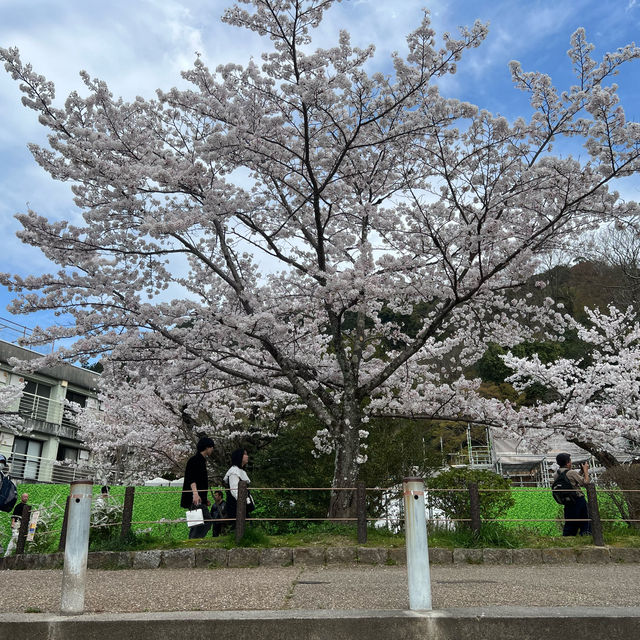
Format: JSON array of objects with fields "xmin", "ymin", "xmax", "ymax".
[{"xmin": 2, "ymin": 483, "xmax": 638, "ymax": 553}]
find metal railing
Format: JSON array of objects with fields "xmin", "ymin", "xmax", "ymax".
[
  {"xmin": 448, "ymin": 446, "xmax": 492, "ymax": 467},
  {"xmin": 18, "ymin": 391, "xmax": 63, "ymax": 425},
  {"xmin": 4, "ymin": 451, "xmax": 112, "ymax": 484}
]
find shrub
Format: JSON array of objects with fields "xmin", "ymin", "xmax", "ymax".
[
  {"xmin": 26, "ymin": 496, "xmax": 66, "ymax": 554},
  {"xmin": 90, "ymin": 494, "xmax": 123, "ymax": 546},
  {"xmin": 428, "ymin": 521, "xmax": 522, "ymax": 548},
  {"xmin": 598, "ymin": 464, "xmax": 640, "ymax": 531},
  {"xmin": 427, "ymin": 468, "xmax": 514, "ymax": 528}
]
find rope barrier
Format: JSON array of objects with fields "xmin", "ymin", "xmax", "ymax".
[
  {"xmin": 120, "ymin": 485, "xmax": 640, "ymax": 494},
  {"xmin": 13, "ymin": 482, "xmax": 640, "ymax": 550}
]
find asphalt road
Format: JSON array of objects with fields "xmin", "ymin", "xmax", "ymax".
[{"xmin": 1, "ymin": 564, "xmax": 638, "ymax": 613}]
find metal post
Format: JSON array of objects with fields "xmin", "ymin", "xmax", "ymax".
[
  {"xmin": 586, "ymin": 483, "xmax": 605, "ymax": 547},
  {"xmin": 468, "ymin": 482, "xmax": 481, "ymax": 534},
  {"xmin": 236, "ymin": 480, "xmax": 247, "ymax": 544},
  {"xmin": 403, "ymin": 477, "xmax": 432, "ymax": 611},
  {"xmin": 60, "ymin": 479, "xmax": 93, "ymax": 616},
  {"xmin": 356, "ymin": 481, "xmax": 367, "ymax": 544}
]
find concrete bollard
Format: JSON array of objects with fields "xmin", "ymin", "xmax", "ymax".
[
  {"xmin": 60, "ymin": 479, "xmax": 93, "ymax": 616},
  {"xmin": 403, "ymin": 477, "xmax": 432, "ymax": 611}
]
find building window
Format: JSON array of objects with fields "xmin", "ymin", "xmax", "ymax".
[
  {"xmin": 18, "ymin": 380, "xmax": 52, "ymax": 423},
  {"xmin": 11, "ymin": 437, "xmax": 43, "ymax": 481},
  {"xmin": 63, "ymin": 389, "xmax": 87, "ymax": 429},
  {"xmin": 56, "ymin": 444, "xmax": 79, "ymax": 463}
]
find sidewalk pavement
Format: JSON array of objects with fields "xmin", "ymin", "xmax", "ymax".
[{"xmin": 1, "ymin": 563, "xmax": 638, "ymax": 614}]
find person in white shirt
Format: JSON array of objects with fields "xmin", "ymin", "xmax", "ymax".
[{"xmin": 223, "ymin": 449, "xmax": 253, "ymax": 522}]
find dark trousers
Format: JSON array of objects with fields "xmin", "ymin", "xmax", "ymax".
[
  {"xmin": 212, "ymin": 520, "xmax": 229, "ymax": 537},
  {"xmin": 188, "ymin": 505, "xmax": 212, "ymax": 539},
  {"xmin": 563, "ymin": 495, "xmax": 591, "ymax": 536}
]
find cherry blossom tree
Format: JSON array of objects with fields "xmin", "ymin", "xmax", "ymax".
[
  {"xmin": 0, "ymin": 381, "xmax": 24, "ymax": 430},
  {"xmin": 3, "ymin": 1, "xmax": 640, "ymax": 515},
  {"xmin": 499, "ymin": 306, "xmax": 640, "ymax": 458},
  {"xmin": 499, "ymin": 305, "xmax": 640, "ymax": 523}
]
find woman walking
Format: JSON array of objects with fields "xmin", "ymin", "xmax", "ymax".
[{"xmin": 224, "ymin": 448, "xmax": 253, "ymax": 521}]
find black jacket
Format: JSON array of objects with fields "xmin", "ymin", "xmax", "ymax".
[{"xmin": 181, "ymin": 453, "xmax": 209, "ymax": 509}]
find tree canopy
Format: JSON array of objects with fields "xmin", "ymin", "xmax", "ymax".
[{"xmin": 2, "ymin": 0, "xmax": 640, "ymax": 515}]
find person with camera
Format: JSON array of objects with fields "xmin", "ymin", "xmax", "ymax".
[{"xmin": 553, "ymin": 453, "xmax": 591, "ymax": 536}]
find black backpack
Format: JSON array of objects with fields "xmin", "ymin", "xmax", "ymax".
[
  {"xmin": 552, "ymin": 469, "xmax": 576, "ymax": 505},
  {"xmin": 0, "ymin": 471, "xmax": 17, "ymax": 513}
]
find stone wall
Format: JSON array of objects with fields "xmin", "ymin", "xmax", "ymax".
[{"xmin": 1, "ymin": 545, "xmax": 639, "ymax": 570}]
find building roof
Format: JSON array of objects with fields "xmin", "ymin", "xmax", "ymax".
[{"xmin": 0, "ymin": 339, "xmax": 99, "ymax": 391}]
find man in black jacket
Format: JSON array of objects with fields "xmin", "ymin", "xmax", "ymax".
[{"xmin": 181, "ymin": 437, "xmax": 215, "ymax": 539}]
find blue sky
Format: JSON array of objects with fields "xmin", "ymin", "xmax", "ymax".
[{"xmin": 1, "ymin": 0, "xmax": 640, "ymax": 348}]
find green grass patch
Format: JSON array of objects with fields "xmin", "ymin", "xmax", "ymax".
[{"xmin": 3, "ymin": 483, "xmax": 639, "ymax": 554}]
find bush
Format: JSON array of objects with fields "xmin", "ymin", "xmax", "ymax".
[
  {"xmin": 599, "ymin": 464, "xmax": 640, "ymax": 531},
  {"xmin": 427, "ymin": 468, "xmax": 514, "ymax": 528},
  {"xmin": 25, "ymin": 496, "xmax": 66, "ymax": 554},
  {"xmin": 428, "ymin": 521, "xmax": 522, "ymax": 548},
  {"xmin": 250, "ymin": 488, "xmax": 330, "ymax": 534},
  {"xmin": 89, "ymin": 494, "xmax": 123, "ymax": 547}
]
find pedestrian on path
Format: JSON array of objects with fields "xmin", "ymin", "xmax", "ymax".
[
  {"xmin": 181, "ymin": 437, "xmax": 215, "ymax": 539},
  {"xmin": 224, "ymin": 448, "xmax": 254, "ymax": 523},
  {"xmin": 5, "ymin": 492, "xmax": 28, "ymax": 557},
  {"xmin": 553, "ymin": 453, "xmax": 591, "ymax": 536},
  {"xmin": 210, "ymin": 489, "xmax": 227, "ymax": 537}
]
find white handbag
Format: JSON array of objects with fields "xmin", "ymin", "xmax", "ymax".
[{"xmin": 186, "ymin": 507, "xmax": 204, "ymax": 527}]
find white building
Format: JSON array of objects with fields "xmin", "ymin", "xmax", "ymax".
[
  {"xmin": 0, "ymin": 338, "xmax": 100, "ymax": 484},
  {"xmin": 448, "ymin": 426, "xmax": 640, "ymax": 486}
]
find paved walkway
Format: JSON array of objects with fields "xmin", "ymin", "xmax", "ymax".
[{"xmin": 1, "ymin": 564, "xmax": 638, "ymax": 613}]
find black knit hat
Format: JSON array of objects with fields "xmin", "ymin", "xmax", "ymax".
[{"xmin": 197, "ymin": 437, "xmax": 215, "ymax": 452}]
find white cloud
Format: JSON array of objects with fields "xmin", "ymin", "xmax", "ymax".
[{"xmin": 1, "ymin": 0, "xmax": 640, "ymax": 332}]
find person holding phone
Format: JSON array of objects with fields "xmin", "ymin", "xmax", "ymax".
[{"xmin": 553, "ymin": 453, "xmax": 591, "ymax": 536}]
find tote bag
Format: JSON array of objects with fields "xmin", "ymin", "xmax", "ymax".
[{"xmin": 185, "ymin": 507, "xmax": 204, "ymax": 527}]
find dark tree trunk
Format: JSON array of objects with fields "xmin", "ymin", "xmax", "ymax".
[{"xmin": 328, "ymin": 420, "xmax": 361, "ymax": 519}]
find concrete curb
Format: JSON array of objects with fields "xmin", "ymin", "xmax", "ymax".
[
  {"xmin": 2, "ymin": 607, "xmax": 640, "ymax": 640},
  {"xmin": 1, "ymin": 546, "xmax": 639, "ymax": 570}
]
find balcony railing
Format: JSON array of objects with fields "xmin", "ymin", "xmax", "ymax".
[
  {"xmin": 448, "ymin": 446, "xmax": 492, "ymax": 467},
  {"xmin": 4, "ymin": 452, "xmax": 112, "ymax": 485},
  {"xmin": 16, "ymin": 391, "xmax": 90, "ymax": 437},
  {"xmin": 18, "ymin": 391, "xmax": 64, "ymax": 425}
]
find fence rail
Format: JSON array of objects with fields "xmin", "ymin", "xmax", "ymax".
[{"xmin": 7, "ymin": 480, "xmax": 639, "ymax": 559}]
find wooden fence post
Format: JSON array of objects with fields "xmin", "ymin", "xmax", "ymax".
[
  {"xmin": 356, "ymin": 481, "xmax": 367, "ymax": 544},
  {"xmin": 586, "ymin": 483, "xmax": 605, "ymax": 546},
  {"xmin": 15, "ymin": 504, "xmax": 31, "ymax": 555},
  {"xmin": 58, "ymin": 495, "xmax": 71, "ymax": 551},
  {"xmin": 468, "ymin": 482, "xmax": 481, "ymax": 534},
  {"xmin": 236, "ymin": 481, "xmax": 247, "ymax": 544},
  {"xmin": 120, "ymin": 486, "xmax": 135, "ymax": 540}
]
